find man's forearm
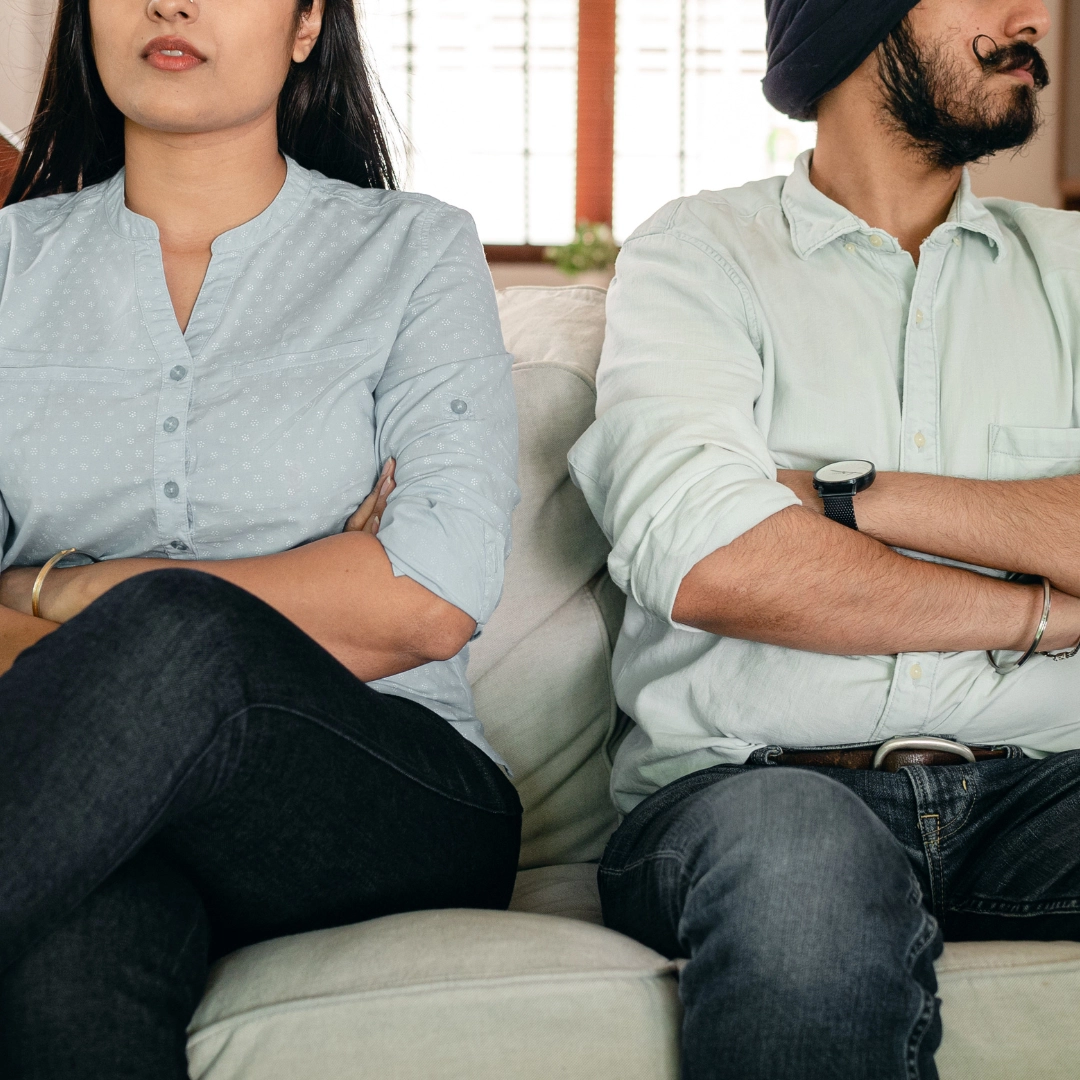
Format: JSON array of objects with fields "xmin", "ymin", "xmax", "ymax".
[
  {"xmin": 0, "ymin": 605, "xmax": 58, "ymax": 677},
  {"xmin": 672, "ymin": 505, "xmax": 1080, "ymax": 655},
  {"xmin": 825, "ymin": 471, "xmax": 1080, "ymax": 595}
]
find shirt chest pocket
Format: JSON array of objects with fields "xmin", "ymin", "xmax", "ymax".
[
  {"xmin": 988, "ymin": 425, "xmax": 1080, "ymax": 480},
  {"xmin": 0, "ymin": 353, "xmax": 131, "ymax": 386}
]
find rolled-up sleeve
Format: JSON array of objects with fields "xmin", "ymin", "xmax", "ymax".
[
  {"xmin": 568, "ymin": 208, "xmax": 799, "ymax": 627},
  {"xmin": 373, "ymin": 207, "xmax": 519, "ymax": 629}
]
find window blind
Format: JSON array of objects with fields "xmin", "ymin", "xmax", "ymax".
[
  {"xmin": 613, "ymin": 0, "xmax": 816, "ymax": 239},
  {"xmin": 361, "ymin": 0, "xmax": 579, "ymax": 245}
]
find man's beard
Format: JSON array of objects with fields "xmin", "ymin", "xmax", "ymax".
[{"xmin": 877, "ymin": 18, "xmax": 1050, "ymax": 169}]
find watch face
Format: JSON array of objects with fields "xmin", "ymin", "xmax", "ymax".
[{"xmin": 814, "ymin": 460, "xmax": 875, "ymax": 484}]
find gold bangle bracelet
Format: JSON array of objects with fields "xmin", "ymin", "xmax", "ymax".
[{"xmin": 31, "ymin": 548, "xmax": 101, "ymax": 619}]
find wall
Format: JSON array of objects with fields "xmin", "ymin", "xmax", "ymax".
[{"xmin": 0, "ymin": 0, "xmax": 55, "ymax": 145}]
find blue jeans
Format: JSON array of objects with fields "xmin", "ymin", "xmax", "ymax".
[
  {"xmin": 0, "ymin": 571, "xmax": 522, "ymax": 1079},
  {"xmin": 599, "ymin": 753, "xmax": 1080, "ymax": 1080}
]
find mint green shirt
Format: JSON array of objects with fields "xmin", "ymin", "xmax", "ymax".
[{"xmin": 569, "ymin": 151, "xmax": 1080, "ymax": 813}]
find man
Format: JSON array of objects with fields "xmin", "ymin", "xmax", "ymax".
[{"xmin": 568, "ymin": 1, "xmax": 1080, "ymax": 1077}]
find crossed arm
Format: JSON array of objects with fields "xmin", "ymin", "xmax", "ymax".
[
  {"xmin": 0, "ymin": 462, "xmax": 478, "ymax": 682},
  {"xmin": 672, "ymin": 470, "xmax": 1080, "ymax": 656}
]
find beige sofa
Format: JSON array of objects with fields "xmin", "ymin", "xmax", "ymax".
[{"xmin": 185, "ymin": 286, "xmax": 1080, "ymax": 1080}]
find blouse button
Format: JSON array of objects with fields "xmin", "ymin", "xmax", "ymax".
[
  {"xmin": 163, "ymin": 416, "xmax": 179, "ymax": 433},
  {"xmin": 451, "ymin": 399, "xmax": 469, "ymax": 415},
  {"xmin": 913, "ymin": 431, "xmax": 927, "ymax": 449},
  {"xmin": 170, "ymin": 365, "xmax": 188, "ymax": 382},
  {"xmin": 164, "ymin": 481, "xmax": 180, "ymax": 499},
  {"xmin": 869, "ymin": 235, "xmax": 884, "ymax": 248}
]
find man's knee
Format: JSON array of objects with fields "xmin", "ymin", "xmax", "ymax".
[
  {"xmin": 673, "ymin": 770, "xmax": 942, "ymax": 1078},
  {"xmin": 676, "ymin": 769, "xmax": 923, "ymax": 946}
]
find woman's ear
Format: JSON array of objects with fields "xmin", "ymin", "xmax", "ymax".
[{"xmin": 293, "ymin": 0, "xmax": 324, "ymax": 63}]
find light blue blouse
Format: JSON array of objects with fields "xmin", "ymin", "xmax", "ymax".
[{"xmin": 0, "ymin": 158, "xmax": 518, "ymax": 763}]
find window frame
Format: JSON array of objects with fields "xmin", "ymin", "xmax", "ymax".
[
  {"xmin": 0, "ymin": 136, "xmax": 17, "ymax": 204},
  {"xmin": 485, "ymin": 0, "xmax": 615, "ymax": 262}
]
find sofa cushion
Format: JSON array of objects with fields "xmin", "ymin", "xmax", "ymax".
[
  {"xmin": 517, "ymin": 864, "xmax": 1080, "ymax": 1080},
  {"xmin": 188, "ymin": 863, "xmax": 1080, "ymax": 1080},
  {"xmin": 510, "ymin": 862, "xmax": 606, "ymax": 925},
  {"xmin": 187, "ymin": 906, "xmax": 680, "ymax": 1080},
  {"xmin": 936, "ymin": 940, "xmax": 1080, "ymax": 1080},
  {"xmin": 471, "ymin": 287, "xmax": 623, "ymax": 868}
]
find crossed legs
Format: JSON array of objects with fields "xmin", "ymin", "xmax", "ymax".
[{"xmin": 0, "ymin": 571, "xmax": 521, "ymax": 1078}]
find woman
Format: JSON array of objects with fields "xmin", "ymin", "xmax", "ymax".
[{"xmin": 0, "ymin": 0, "xmax": 522, "ymax": 1075}]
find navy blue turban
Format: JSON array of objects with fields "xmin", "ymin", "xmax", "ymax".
[{"xmin": 763, "ymin": 0, "xmax": 920, "ymax": 120}]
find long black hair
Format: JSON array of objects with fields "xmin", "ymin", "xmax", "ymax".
[{"xmin": 4, "ymin": 0, "xmax": 398, "ymax": 206}]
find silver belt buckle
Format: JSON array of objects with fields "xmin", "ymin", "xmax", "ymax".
[{"xmin": 872, "ymin": 736, "xmax": 977, "ymax": 770}]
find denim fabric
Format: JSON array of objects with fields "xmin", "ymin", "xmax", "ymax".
[
  {"xmin": 0, "ymin": 571, "xmax": 522, "ymax": 1079},
  {"xmin": 599, "ymin": 753, "xmax": 1080, "ymax": 1080}
]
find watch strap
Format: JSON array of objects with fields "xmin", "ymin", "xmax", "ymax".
[{"xmin": 821, "ymin": 494, "xmax": 858, "ymax": 530}]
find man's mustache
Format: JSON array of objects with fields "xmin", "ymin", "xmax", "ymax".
[{"xmin": 975, "ymin": 40, "xmax": 1050, "ymax": 90}]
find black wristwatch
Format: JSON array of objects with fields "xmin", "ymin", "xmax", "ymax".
[{"xmin": 812, "ymin": 460, "xmax": 877, "ymax": 530}]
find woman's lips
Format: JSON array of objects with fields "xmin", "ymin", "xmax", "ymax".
[{"xmin": 143, "ymin": 36, "xmax": 206, "ymax": 72}]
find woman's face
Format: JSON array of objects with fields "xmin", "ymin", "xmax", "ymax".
[{"xmin": 89, "ymin": 0, "xmax": 323, "ymax": 134}]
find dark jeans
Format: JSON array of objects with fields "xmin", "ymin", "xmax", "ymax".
[
  {"xmin": 0, "ymin": 571, "xmax": 522, "ymax": 1079},
  {"xmin": 600, "ymin": 752, "xmax": 1080, "ymax": 1080}
]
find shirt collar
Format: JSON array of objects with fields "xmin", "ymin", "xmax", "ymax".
[
  {"xmin": 780, "ymin": 149, "xmax": 1005, "ymax": 262},
  {"xmin": 103, "ymin": 155, "xmax": 313, "ymax": 251}
]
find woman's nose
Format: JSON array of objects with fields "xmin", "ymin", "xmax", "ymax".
[{"xmin": 146, "ymin": 0, "xmax": 200, "ymax": 23}]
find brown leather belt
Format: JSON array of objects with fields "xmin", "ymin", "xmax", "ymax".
[{"xmin": 773, "ymin": 736, "xmax": 1009, "ymax": 773}]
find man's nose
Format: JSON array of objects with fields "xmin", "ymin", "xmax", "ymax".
[{"xmin": 1004, "ymin": 0, "xmax": 1051, "ymax": 45}]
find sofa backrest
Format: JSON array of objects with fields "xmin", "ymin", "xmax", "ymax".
[{"xmin": 467, "ymin": 286, "xmax": 624, "ymax": 870}]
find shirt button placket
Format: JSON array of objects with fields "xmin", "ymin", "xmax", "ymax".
[
  {"xmin": 156, "ymin": 361, "xmax": 193, "ymax": 556},
  {"xmin": 900, "ymin": 244, "xmax": 945, "ymax": 476},
  {"xmin": 883, "ymin": 242, "xmax": 949, "ymax": 739}
]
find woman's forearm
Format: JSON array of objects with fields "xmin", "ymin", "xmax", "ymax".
[
  {"xmin": 1, "ymin": 533, "xmax": 475, "ymax": 683},
  {"xmin": 0, "ymin": 604, "xmax": 59, "ymax": 677}
]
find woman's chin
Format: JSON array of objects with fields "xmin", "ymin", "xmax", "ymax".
[{"xmin": 122, "ymin": 103, "xmax": 277, "ymax": 141}]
